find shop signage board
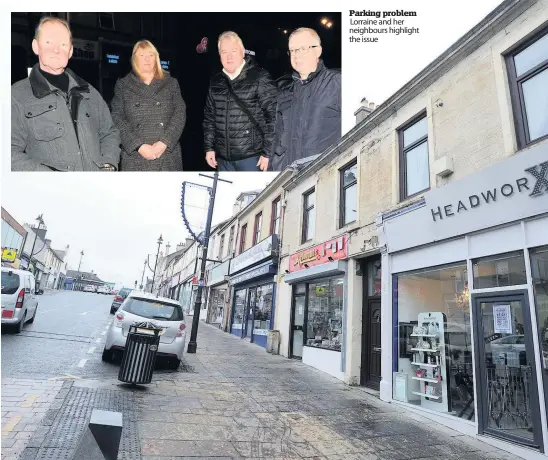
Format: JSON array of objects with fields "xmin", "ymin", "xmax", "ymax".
[
  {"xmin": 72, "ymin": 39, "xmax": 100, "ymax": 61},
  {"xmin": 208, "ymin": 259, "xmax": 230, "ymax": 286},
  {"xmin": 230, "ymin": 264, "xmax": 274, "ymax": 285},
  {"xmin": 383, "ymin": 143, "xmax": 548, "ymax": 253},
  {"xmin": 230, "ymin": 235, "xmax": 278, "ymax": 275},
  {"xmin": 1, "ymin": 248, "xmax": 17, "ymax": 262},
  {"xmin": 289, "ymin": 234, "xmax": 348, "ymax": 273}
]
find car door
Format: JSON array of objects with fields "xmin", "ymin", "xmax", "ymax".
[{"xmin": 25, "ymin": 276, "xmax": 37, "ymax": 317}]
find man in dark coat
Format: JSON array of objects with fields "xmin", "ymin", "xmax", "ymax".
[
  {"xmin": 203, "ymin": 31, "xmax": 277, "ymax": 172},
  {"xmin": 11, "ymin": 16, "xmax": 120, "ymax": 171},
  {"xmin": 271, "ymin": 28, "xmax": 341, "ymax": 171}
]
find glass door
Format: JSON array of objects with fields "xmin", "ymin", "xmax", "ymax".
[
  {"xmin": 244, "ymin": 288, "xmax": 256, "ymax": 339},
  {"xmin": 292, "ymin": 293, "xmax": 306, "ymax": 358},
  {"xmin": 473, "ymin": 291, "xmax": 543, "ymax": 449}
]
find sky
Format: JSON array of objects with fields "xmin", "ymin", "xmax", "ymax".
[{"xmin": 1, "ymin": 173, "xmax": 276, "ymax": 287}]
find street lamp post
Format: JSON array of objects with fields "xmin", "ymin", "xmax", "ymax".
[
  {"xmin": 140, "ymin": 258, "xmax": 147, "ymax": 290},
  {"xmin": 77, "ymin": 250, "xmax": 84, "ymax": 272},
  {"xmin": 151, "ymin": 235, "xmax": 163, "ymax": 293},
  {"xmin": 29, "ymin": 214, "xmax": 44, "ymax": 275}
]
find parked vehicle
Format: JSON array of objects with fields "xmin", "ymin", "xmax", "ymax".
[
  {"xmin": 110, "ymin": 287, "xmax": 133, "ymax": 314},
  {"xmin": 97, "ymin": 285, "xmax": 111, "ymax": 295},
  {"xmin": 84, "ymin": 285, "xmax": 96, "ymax": 293},
  {"xmin": 1, "ymin": 268, "xmax": 39, "ymax": 333},
  {"xmin": 103, "ymin": 291, "xmax": 186, "ymax": 370}
]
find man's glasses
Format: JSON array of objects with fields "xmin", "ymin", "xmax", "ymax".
[{"xmin": 287, "ymin": 45, "xmax": 319, "ymax": 56}]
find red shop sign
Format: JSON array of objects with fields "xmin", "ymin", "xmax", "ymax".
[{"xmin": 289, "ymin": 234, "xmax": 348, "ymax": 273}]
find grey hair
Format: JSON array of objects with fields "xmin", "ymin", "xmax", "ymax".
[
  {"xmin": 217, "ymin": 31, "xmax": 245, "ymax": 51},
  {"xmin": 34, "ymin": 16, "xmax": 72, "ymax": 43},
  {"xmin": 288, "ymin": 27, "xmax": 321, "ymax": 46}
]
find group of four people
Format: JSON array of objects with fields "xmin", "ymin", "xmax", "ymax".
[{"xmin": 11, "ymin": 16, "xmax": 341, "ymax": 172}]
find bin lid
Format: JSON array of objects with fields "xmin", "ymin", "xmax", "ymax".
[{"xmin": 132, "ymin": 321, "xmax": 163, "ymax": 331}]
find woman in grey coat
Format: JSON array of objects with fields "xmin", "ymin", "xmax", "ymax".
[{"xmin": 111, "ymin": 40, "xmax": 186, "ymax": 171}]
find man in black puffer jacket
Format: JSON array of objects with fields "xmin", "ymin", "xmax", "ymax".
[
  {"xmin": 271, "ymin": 28, "xmax": 341, "ymax": 171},
  {"xmin": 203, "ymin": 31, "xmax": 278, "ymax": 172}
]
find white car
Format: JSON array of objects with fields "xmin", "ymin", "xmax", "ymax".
[
  {"xmin": 1, "ymin": 268, "xmax": 39, "ymax": 333},
  {"xmin": 103, "ymin": 291, "xmax": 186, "ymax": 369},
  {"xmin": 97, "ymin": 285, "xmax": 111, "ymax": 295},
  {"xmin": 84, "ymin": 285, "xmax": 96, "ymax": 292}
]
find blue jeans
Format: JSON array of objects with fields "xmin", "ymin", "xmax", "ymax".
[{"xmin": 218, "ymin": 156, "xmax": 260, "ymax": 171}]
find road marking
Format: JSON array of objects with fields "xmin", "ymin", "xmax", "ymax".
[
  {"xmin": 81, "ymin": 312, "xmax": 88, "ymax": 316},
  {"xmin": 101, "ymin": 331, "xmax": 106, "ymax": 335},
  {"xmin": 1, "ymin": 416, "xmax": 22, "ymax": 435},
  {"xmin": 20, "ymin": 394, "xmax": 40, "ymax": 408},
  {"xmin": 77, "ymin": 359, "xmax": 87, "ymax": 368},
  {"xmin": 87, "ymin": 347, "xmax": 96, "ymax": 354},
  {"xmin": 96, "ymin": 338, "xmax": 101, "ymax": 343}
]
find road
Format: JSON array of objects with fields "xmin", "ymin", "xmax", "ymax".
[{"xmin": 1, "ymin": 290, "xmax": 177, "ymax": 380}]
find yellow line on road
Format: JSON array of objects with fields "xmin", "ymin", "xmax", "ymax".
[
  {"xmin": 20, "ymin": 394, "xmax": 40, "ymax": 408},
  {"xmin": 1, "ymin": 416, "xmax": 22, "ymax": 435}
]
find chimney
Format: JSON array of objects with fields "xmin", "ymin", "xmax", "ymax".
[
  {"xmin": 176, "ymin": 242, "xmax": 185, "ymax": 252},
  {"xmin": 165, "ymin": 242, "xmax": 171, "ymax": 255},
  {"xmin": 185, "ymin": 238, "xmax": 194, "ymax": 249},
  {"xmin": 354, "ymin": 97, "xmax": 376, "ymax": 125},
  {"xmin": 45, "ymin": 239, "xmax": 52, "ymax": 247}
]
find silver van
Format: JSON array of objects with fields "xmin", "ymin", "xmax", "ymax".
[{"xmin": 1, "ymin": 268, "xmax": 39, "ymax": 333}]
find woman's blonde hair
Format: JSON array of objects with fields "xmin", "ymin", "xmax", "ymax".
[{"xmin": 131, "ymin": 40, "xmax": 165, "ymax": 81}]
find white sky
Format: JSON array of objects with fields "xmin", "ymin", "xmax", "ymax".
[
  {"xmin": 1, "ymin": 173, "xmax": 276, "ymax": 286},
  {"xmin": 2, "ymin": 1, "xmax": 507, "ymax": 286}
]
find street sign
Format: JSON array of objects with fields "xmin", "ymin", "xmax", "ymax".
[{"xmin": 1, "ymin": 248, "xmax": 17, "ymax": 262}]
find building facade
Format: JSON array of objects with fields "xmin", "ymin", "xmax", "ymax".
[{"xmin": 1, "ymin": 207, "xmax": 28, "ymax": 269}]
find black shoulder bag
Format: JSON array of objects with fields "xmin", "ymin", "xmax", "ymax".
[{"xmin": 226, "ymin": 83, "xmax": 265, "ymax": 142}]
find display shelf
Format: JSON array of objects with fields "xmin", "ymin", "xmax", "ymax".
[
  {"xmin": 411, "ymin": 348, "xmax": 440, "ymax": 353},
  {"xmin": 412, "ymin": 391, "xmax": 440, "ymax": 400},
  {"xmin": 410, "ymin": 334, "xmax": 437, "ymax": 337},
  {"xmin": 412, "ymin": 376, "xmax": 440, "ymax": 383},
  {"xmin": 411, "ymin": 362, "xmax": 439, "ymax": 368}
]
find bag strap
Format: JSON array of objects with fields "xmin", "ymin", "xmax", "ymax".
[{"xmin": 226, "ymin": 83, "xmax": 264, "ymax": 138}]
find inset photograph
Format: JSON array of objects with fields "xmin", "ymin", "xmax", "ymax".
[{"xmin": 11, "ymin": 12, "xmax": 341, "ymax": 172}]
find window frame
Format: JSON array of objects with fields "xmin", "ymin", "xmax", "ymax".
[
  {"xmin": 398, "ymin": 111, "xmax": 430, "ymax": 201},
  {"xmin": 301, "ymin": 187, "xmax": 316, "ymax": 244},
  {"xmin": 218, "ymin": 234, "xmax": 225, "ymax": 260},
  {"xmin": 270, "ymin": 196, "xmax": 281, "ymax": 236},
  {"xmin": 253, "ymin": 212, "xmax": 262, "ymax": 246},
  {"xmin": 339, "ymin": 159, "xmax": 358, "ymax": 228},
  {"xmin": 239, "ymin": 224, "xmax": 247, "ymax": 254},
  {"xmin": 505, "ymin": 26, "xmax": 548, "ymax": 149},
  {"xmin": 227, "ymin": 226, "xmax": 235, "ymax": 257}
]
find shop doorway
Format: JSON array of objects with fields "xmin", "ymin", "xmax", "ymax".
[
  {"xmin": 472, "ymin": 290, "xmax": 543, "ymax": 450},
  {"xmin": 244, "ymin": 289, "xmax": 256, "ymax": 340},
  {"xmin": 361, "ymin": 258, "xmax": 382, "ymax": 389},
  {"xmin": 290, "ymin": 286, "xmax": 306, "ymax": 358}
]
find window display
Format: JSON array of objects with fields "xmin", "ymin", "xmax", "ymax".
[
  {"xmin": 254, "ymin": 284, "xmax": 273, "ymax": 334},
  {"xmin": 207, "ymin": 288, "xmax": 226, "ymax": 323},
  {"xmin": 393, "ymin": 263, "xmax": 474, "ymax": 420},
  {"xmin": 232, "ymin": 289, "xmax": 246, "ymax": 330},
  {"xmin": 306, "ymin": 277, "xmax": 344, "ymax": 351}
]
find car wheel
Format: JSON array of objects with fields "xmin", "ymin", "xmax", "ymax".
[
  {"xmin": 168, "ymin": 358, "xmax": 181, "ymax": 370},
  {"xmin": 15, "ymin": 312, "xmax": 26, "ymax": 333},
  {"xmin": 101, "ymin": 348, "xmax": 113, "ymax": 362},
  {"xmin": 28, "ymin": 306, "xmax": 37, "ymax": 324}
]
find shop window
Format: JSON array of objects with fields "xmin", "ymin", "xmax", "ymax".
[
  {"xmin": 302, "ymin": 188, "xmax": 316, "ymax": 243},
  {"xmin": 473, "ymin": 251, "xmax": 527, "ymax": 289},
  {"xmin": 271, "ymin": 197, "xmax": 281, "ymax": 236},
  {"xmin": 228, "ymin": 226, "xmax": 235, "ymax": 257},
  {"xmin": 393, "ymin": 263, "xmax": 474, "ymax": 421},
  {"xmin": 305, "ymin": 277, "xmax": 344, "ymax": 351},
  {"xmin": 254, "ymin": 284, "xmax": 273, "ymax": 333},
  {"xmin": 207, "ymin": 288, "xmax": 226, "ymax": 324},
  {"xmin": 253, "ymin": 212, "xmax": 262, "ymax": 245},
  {"xmin": 218, "ymin": 234, "xmax": 225, "ymax": 260},
  {"xmin": 340, "ymin": 160, "xmax": 357, "ymax": 227},
  {"xmin": 530, "ymin": 246, "xmax": 548, "ymax": 422},
  {"xmin": 399, "ymin": 113, "xmax": 430, "ymax": 200},
  {"xmin": 506, "ymin": 27, "xmax": 548, "ymax": 147},
  {"xmin": 232, "ymin": 289, "xmax": 246, "ymax": 330}
]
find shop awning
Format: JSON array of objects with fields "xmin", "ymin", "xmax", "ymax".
[{"xmin": 283, "ymin": 261, "xmax": 347, "ymax": 284}]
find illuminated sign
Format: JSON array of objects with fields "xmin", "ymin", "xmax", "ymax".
[
  {"xmin": 161, "ymin": 60, "xmax": 170, "ymax": 71},
  {"xmin": 105, "ymin": 53, "xmax": 120, "ymax": 64},
  {"xmin": 289, "ymin": 234, "xmax": 348, "ymax": 273}
]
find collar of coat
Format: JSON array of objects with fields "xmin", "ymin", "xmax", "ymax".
[
  {"xmin": 123, "ymin": 71, "xmax": 172, "ymax": 97},
  {"xmin": 29, "ymin": 63, "xmax": 90, "ymax": 99},
  {"xmin": 220, "ymin": 57, "xmax": 257, "ymax": 83},
  {"xmin": 292, "ymin": 59, "xmax": 326, "ymax": 85}
]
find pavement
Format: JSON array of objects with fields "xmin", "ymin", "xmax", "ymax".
[{"xmin": 3, "ymin": 312, "xmax": 525, "ymax": 460}]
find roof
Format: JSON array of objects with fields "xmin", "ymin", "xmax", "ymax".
[
  {"xmin": 128, "ymin": 290, "xmax": 180, "ymax": 306},
  {"xmin": 66, "ymin": 270, "xmax": 103, "ymax": 283},
  {"xmin": 52, "ymin": 249, "xmax": 66, "ymax": 261}
]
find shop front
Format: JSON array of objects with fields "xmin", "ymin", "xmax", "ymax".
[
  {"xmin": 378, "ymin": 144, "xmax": 548, "ymax": 456},
  {"xmin": 229, "ymin": 235, "xmax": 278, "ymax": 348},
  {"xmin": 283, "ymin": 235, "xmax": 348, "ymax": 380},
  {"xmin": 206, "ymin": 259, "xmax": 230, "ymax": 326}
]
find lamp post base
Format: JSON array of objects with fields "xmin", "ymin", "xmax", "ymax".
[{"xmin": 187, "ymin": 341, "xmax": 197, "ymax": 354}]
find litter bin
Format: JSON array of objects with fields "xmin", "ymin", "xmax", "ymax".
[{"xmin": 118, "ymin": 322, "xmax": 162, "ymax": 384}]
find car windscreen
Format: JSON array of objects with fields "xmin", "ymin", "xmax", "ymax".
[
  {"xmin": 1, "ymin": 272, "xmax": 20, "ymax": 295},
  {"xmin": 119, "ymin": 288, "xmax": 132, "ymax": 297},
  {"xmin": 122, "ymin": 298, "xmax": 183, "ymax": 321}
]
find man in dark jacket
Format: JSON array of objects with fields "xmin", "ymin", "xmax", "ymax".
[
  {"xmin": 271, "ymin": 28, "xmax": 341, "ymax": 171},
  {"xmin": 203, "ymin": 31, "xmax": 277, "ymax": 172},
  {"xmin": 11, "ymin": 16, "xmax": 120, "ymax": 171}
]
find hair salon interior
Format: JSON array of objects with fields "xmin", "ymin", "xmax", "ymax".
[{"xmin": 151, "ymin": 1, "xmax": 548, "ymax": 457}]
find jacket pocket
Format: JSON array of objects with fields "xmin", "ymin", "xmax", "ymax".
[
  {"xmin": 39, "ymin": 160, "xmax": 76, "ymax": 172},
  {"xmin": 25, "ymin": 101, "xmax": 65, "ymax": 141}
]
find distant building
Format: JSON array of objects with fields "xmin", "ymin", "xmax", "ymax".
[{"xmin": 1, "ymin": 207, "xmax": 27, "ymax": 269}]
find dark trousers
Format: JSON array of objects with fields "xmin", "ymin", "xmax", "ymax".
[{"xmin": 218, "ymin": 156, "xmax": 260, "ymax": 172}]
